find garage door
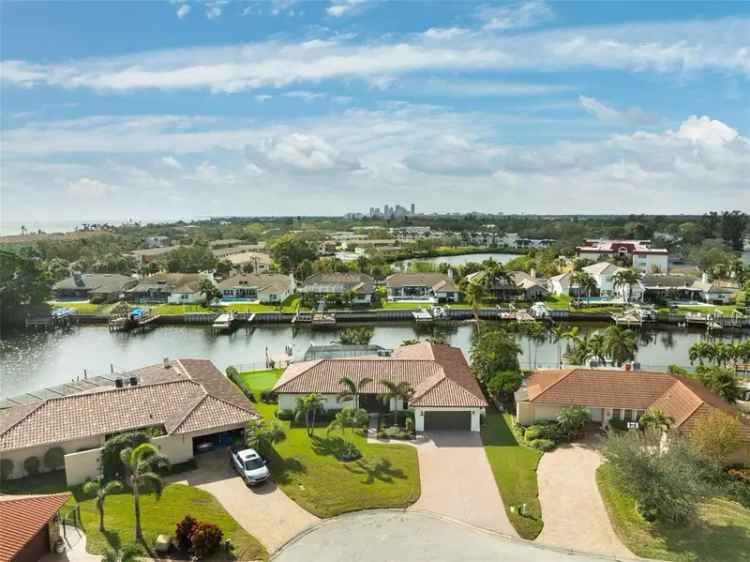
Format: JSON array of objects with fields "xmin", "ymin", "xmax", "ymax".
[{"xmin": 424, "ymin": 410, "xmax": 471, "ymax": 431}]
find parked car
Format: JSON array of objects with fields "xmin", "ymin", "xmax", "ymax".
[{"xmin": 229, "ymin": 446, "xmax": 271, "ymax": 486}]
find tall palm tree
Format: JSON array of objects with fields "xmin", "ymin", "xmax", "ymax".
[
  {"xmin": 83, "ymin": 478, "xmax": 123, "ymax": 532},
  {"xmin": 689, "ymin": 341, "xmax": 712, "ymax": 366},
  {"xmin": 378, "ymin": 380, "xmax": 415, "ymax": 419},
  {"xmin": 461, "ymin": 277, "xmax": 486, "ymax": 329},
  {"xmin": 612, "ymin": 268, "xmax": 641, "ymax": 303},
  {"xmin": 295, "ymin": 393, "xmax": 325, "ymax": 436},
  {"xmin": 549, "ymin": 324, "xmax": 567, "ymax": 368},
  {"xmin": 588, "ymin": 332, "xmax": 608, "ymax": 366},
  {"xmin": 101, "ymin": 545, "xmax": 140, "ymax": 562},
  {"xmin": 120, "ymin": 443, "xmax": 168, "ymax": 543},
  {"xmin": 571, "ymin": 271, "xmax": 597, "ymax": 304},
  {"xmin": 337, "ymin": 376, "xmax": 373, "ymax": 408},
  {"xmin": 604, "ymin": 326, "xmax": 638, "ymax": 366},
  {"xmin": 638, "ymin": 408, "xmax": 674, "ymax": 433}
]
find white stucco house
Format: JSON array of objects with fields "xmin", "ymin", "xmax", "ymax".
[
  {"xmin": 0, "ymin": 359, "xmax": 257, "ymax": 485},
  {"xmin": 385, "ymin": 273, "xmax": 460, "ymax": 302},
  {"xmin": 272, "ymin": 343, "xmax": 488, "ymax": 432},
  {"xmin": 217, "ymin": 273, "xmax": 295, "ymax": 304},
  {"xmin": 126, "ymin": 273, "xmax": 208, "ymax": 304},
  {"xmin": 299, "ymin": 273, "xmax": 375, "ymax": 305}
]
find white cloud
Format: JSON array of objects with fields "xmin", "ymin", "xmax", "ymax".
[
  {"xmin": 3, "ymin": 18, "xmax": 748, "ymax": 94},
  {"xmin": 426, "ymin": 78, "xmax": 575, "ymax": 97},
  {"xmin": 282, "ymin": 90, "xmax": 325, "ymax": 102},
  {"xmin": 422, "ymin": 27, "xmax": 469, "ymax": 40},
  {"xmin": 579, "ymin": 96, "xmax": 658, "ymax": 126},
  {"xmin": 271, "ymin": 0, "xmax": 298, "ymax": 16},
  {"xmin": 66, "ymin": 178, "xmax": 119, "ymax": 199},
  {"xmin": 161, "ymin": 155, "xmax": 183, "ymax": 169},
  {"xmin": 205, "ymin": 1, "xmax": 227, "ymax": 19},
  {"xmin": 476, "ymin": 0, "xmax": 554, "ymax": 31},
  {"xmin": 327, "ymin": 0, "xmax": 366, "ymax": 18},
  {"xmin": 675, "ymin": 115, "xmax": 739, "ymax": 146},
  {"xmin": 176, "ymin": 3, "xmax": 191, "ymax": 19},
  {"xmin": 246, "ymin": 133, "xmax": 363, "ymax": 174}
]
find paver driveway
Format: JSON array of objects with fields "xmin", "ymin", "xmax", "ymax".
[
  {"xmin": 170, "ymin": 450, "xmax": 318, "ymax": 554},
  {"xmin": 537, "ymin": 441, "xmax": 631, "ymax": 558},
  {"xmin": 408, "ymin": 431, "xmax": 515, "ymax": 536}
]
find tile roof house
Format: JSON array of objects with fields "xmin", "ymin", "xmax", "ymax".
[
  {"xmin": 576, "ymin": 239, "xmax": 669, "ymax": 273},
  {"xmin": 0, "ymin": 493, "xmax": 71, "ymax": 562},
  {"xmin": 52, "ymin": 273, "xmax": 137, "ymax": 303},
  {"xmin": 273, "ymin": 343, "xmax": 487, "ymax": 431},
  {"xmin": 299, "ymin": 273, "xmax": 375, "ymax": 304},
  {"xmin": 516, "ymin": 367, "xmax": 750, "ymax": 463},
  {"xmin": 216, "ymin": 273, "xmax": 295, "ymax": 304},
  {"xmin": 385, "ymin": 273, "xmax": 460, "ymax": 302},
  {"xmin": 465, "ymin": 270, "xmax": 548, "ymax": 301},
  {"xmin": 0, "ymin": 359, "xmax": 256, "ymax": 485},
  {"xmin": 126, "ymin": 273, "xmax": 207, "ymax": 304}
]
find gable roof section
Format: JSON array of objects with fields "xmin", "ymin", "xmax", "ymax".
[
  {"xmin": 217, "ymin": 273, "xmax": 290, "ymax": 294},
  {"xmin": 53, "ymin": 273, "xmax": 135, "ymax": 293},
  {"xmin": 526, "ymin": 368, "xmax": 750, "ymax": 439},
  {"xmin": 273, "ymin": 343, "xmax": 487, "ymax": 408},
  {"xmin": 128, "ymin": 273, "xmax": 204, "ymax": 294},
  {"xmin": 583, "ymin": 262, "xmax": 623, "ymax": 276},
  {"xmin": 301, "ymin": 273, "xmax": 374, "ymax": 294},
  {"xmin": 386, "ymin": 273, "xmax": 459, "ymax": 293},
  {"xmin": 0, "ymin": 493, "xmax": 72, "ymax": 562},
  {"xmin": 0, "ymin": 359, "xmax": 256, "ymax": 453}
]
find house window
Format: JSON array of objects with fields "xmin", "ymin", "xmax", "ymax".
[
  {"xmin": 624, "ymin": 409, "xmax": 633, "ymax": 422},
  {"xmin": 611, "ymin": 409, "xmax": 622, "ymax": 420}
]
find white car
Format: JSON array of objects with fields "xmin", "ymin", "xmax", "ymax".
[{"xmin": 230, "ymin": 446, "xmax": 271, "ymax": 486}]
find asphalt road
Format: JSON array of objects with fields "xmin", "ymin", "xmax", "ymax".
[{"xmin": 272, "ymin": 510, "xmax": 645, "ymax": 562}]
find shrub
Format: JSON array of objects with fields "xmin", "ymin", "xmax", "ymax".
[
  {"xmin": 101, "ymin": 432, "xmax": 150, "ymax": 480},
  {"xmin": 0, "ymin": 458, "xmax": 14, "ymax": 481},
  {"xmin": 404, "ymin": 417, "xmax": 415, "ymax": 433},
  {"xmin": 276, "ymin": 409, "xmax": 295, "ymax": 421},
  {"xmin": 23, "ymin": 456, "xmax": 41, "ymax": 476},
  {"xmin": 190, "ymin": 522, "xmax": 224, "ymax": 559},
  {"xmin": 175, "ymin": 515, "xmax": 198, "ymax": 551},
  {"xmin": 43, "ymin": 447, "xmax": 66, "ymax": 471},
  {"xmin": 524, "ymin": 423, "xmax": 561, "ymax": 442},
  {"xmin": 608, "ymin": 419, "xmax": 628, "ymax": 432},
  {"xmin": 528, "ymin": 439, "xmax": 556, "ymax": 452},
  {"xmin": 524, "ymin": 425, "xmax": 544, "ymax": 442},
  {"xmin": 335, "ymin": 441, "xmax": 362, "ymax": 462},
  {"xmin": 260, "ymin": 390, "xmax": 278, "ymax": 404}
]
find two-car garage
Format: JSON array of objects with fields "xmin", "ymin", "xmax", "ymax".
[{"xmin": 423, "ymin": 410, "xmax": 472, "ymax": 431}]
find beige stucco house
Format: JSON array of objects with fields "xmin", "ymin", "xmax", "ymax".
[{"xmin": 0, "ymin": 359, "xmax": 257, "ymax": 485}]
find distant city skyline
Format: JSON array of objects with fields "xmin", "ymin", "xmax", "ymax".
[{"xmin": 2, "ymin": 1, "xmax": 749, "ymax": 223}]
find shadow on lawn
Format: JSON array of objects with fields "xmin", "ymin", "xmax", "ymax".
[
  {"xmin": 265, "ymin": 447, "xmax": 307, "ymax": 486},
  {"xmin": 655, "ymin": 516, "xmax": 750, "ymax": 562},
  {"xmin": 343, "ymin": 458, "xmax": 407, "ymax": 485}
]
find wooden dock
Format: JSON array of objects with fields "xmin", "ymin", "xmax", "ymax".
[
  {"xmin": 108, "ymin": 310, "xmax": 160, "ymax": 333},
  {"xmin": 412, "ymin": 309, "xmax": 434, "ymax": 323},
  {"xmin": 211, "ymin": 313, "xmax": 237, "ymax": 334},
  {"xmin": 312, "ymin": 313, "xmax": 336, "ymax": 327}
]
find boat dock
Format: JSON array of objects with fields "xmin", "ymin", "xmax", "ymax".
[
  {"xmin": 108, "ymin": 308, "xmax": 161, "ymax": 333},
  {"xmin": 412, "ymin": 309, "xmax": 434, "ymax": 323},
  {"xmin": 211, "ymin": 313, "xmax": 237, "ymax": 334}
]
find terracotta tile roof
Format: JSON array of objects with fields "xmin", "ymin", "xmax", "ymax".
[
  {"xmin": 0, "ymin": 493, "xmax": 71, "ymax": 562},
  {"xmin": 273, "ymin": 343, "xmax": 487, "ymax": 408},
  {"xmin": 526, "ymin": 368, "xmax": 750, "ymax": 440},
  {"xmin": 0, "ymin": 359, "xmax": 256, "ymax": 453}
]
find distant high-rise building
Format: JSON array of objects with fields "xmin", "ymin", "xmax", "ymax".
[{"xmin": 410, "ymin": 203, "xmax": 415, "ymax": 215}]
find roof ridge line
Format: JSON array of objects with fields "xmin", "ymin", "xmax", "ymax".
[
  {"xmin": 668, "ymin": 380, "xmax": 708, "ymax": 428},
  {"xmin": 528, "ymin": 368, "xmax": 578, "ymax": 402},
  {"xmin": 168, "ymin": 393, "xmax": 209, "ymax": 434}
]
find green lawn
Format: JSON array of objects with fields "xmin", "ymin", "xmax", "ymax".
[
  {"xmin": 153, "ymin": 296, "xmax": 301, "ymax": 316},
  {"xmin": 239, "ymin": 371, "xmax": 420, "ymax": 518},
  {"xmin": 2, "ymin": 474, "xmax": 267, "ymax": 560},
  {"xmin": 481, "ymin": 411, "xmax": 544, "ymax": 540},
  {"xmin": 656, "ymin": 304, "xmax": 740, "ymax": 315},
  {"xmin": 597, "ymin": 464, "xmax": 750, "ymax": 562},
  {"xmin": 50, "ymin": 301, "xmax": 117, "ymax": 315}
]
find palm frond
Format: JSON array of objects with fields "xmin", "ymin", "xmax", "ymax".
[{"xmin": 137, "ymin": 471, "xmax": 164, "ymax": 499}]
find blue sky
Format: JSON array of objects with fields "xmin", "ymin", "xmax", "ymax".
[{"xmin": 2, "ymin": 1, "xmax": 749, "ymax": 223}]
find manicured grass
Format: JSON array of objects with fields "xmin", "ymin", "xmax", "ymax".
[
  {"xmin": 2, "ymin": 474, "xmax": 267, "ymax": 560},
  {"xmin": 50, "ymin": 301, "xmax": 116, "ymax": 315},
  {"xmin": 78, "ymin": 484, "xmax": 267, "ymax": 560},
  {"xmin": 237, "ymin": 369, "xmax": 283, "ymax": 418},
  {"xmin": 154, "ymin": 297, "xmax": 301, "ymax": 315},
  {"xmin": 481, "ymin": 410, "xmax": 544, "ymax": 540},
  {"xmin": 597, "ymin": 463, "xmax": 750, "ymax": 562},
  {"xmin": 656, "ymin": 304, "xmax": 740, "ymax": 315},
  {"xmin": 266, "ymin": 423, "xmax": 420, "ymax": 518}
]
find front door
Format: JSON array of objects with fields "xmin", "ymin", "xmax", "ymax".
[{"xmin": 359, "ymin": 393, "xmax": 388, "ymax": 413}]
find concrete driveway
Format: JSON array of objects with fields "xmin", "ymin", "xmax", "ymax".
[
  {"xmin": 170, "ymin": 450, "xmax": 318, "ymax": 554},
  {"xmin": 536, "ymin": 441, "xmax": 631, "ymax": 558},
  {"xmin": 273, "ymin": 510, "xmax": 646, "ymax": 562},
  {"xmin": 407, "ymin": 431, "xmax": 515, "ymax": 536}
]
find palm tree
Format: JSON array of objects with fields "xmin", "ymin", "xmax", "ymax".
[
  {"xmin": 612, "ymin": 268, "xmax": 641, "ymax": 303},
  {"xmin": 549, "ymin": 324, "xmax": 567, "ymax": 368},
  {"xmin": 101, "ymin": 545, "xmax": 140, "ymax": 562},
  {"xmin": 378, "ymin": 380, "xmax": 414, "ymax": 424},
  {"xmin": 638, "ymin": 408, "xmax": 674, "ymax": 432},
  {"xmin": 119, "ymin": 443, "xmax": 168, "ymax": 543},
  {"xmin": 83, "ymin": 478, "xmax": 123, "ymax": 532},
  {"xmin": 295, "ymin": 393, "xmax": 325, "ymax": 436},
  {"xmin": 689, "ymin": 341, "xmax": 712, "ymax": 366},
  {"xmin": 588, "ymin": 332, "xmax": 608, "ymax": 366},
  {"xmin": 604, "ymin": 326, "xmax": 638, "ymax": 366},
  {"xmin": 337, "ymin": 376, "xmax": 373, "ymax": 408},
  {"xmin": 524, "ymin": 322, "xmax": 547, "ymax": 369},
  {"xmin": 461, "ymin": 277, "xmax": 486, "ymax": 329},
  {"xmin": 571, "ymin": 271, "xmax": 597, "ymax": 304},
  {"xmin": 245, "ymin": 418, "xmax": 285, "ymax": 455}
]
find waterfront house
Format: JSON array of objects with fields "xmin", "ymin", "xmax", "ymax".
[
  {"xmin": 0, "ymin": 359, "xmax": 257, "ymax": 484},
  {"xmin": 511, "ymin": 271, "xmax": 549, "ymax": 300},
  {"xmin": 224, "ymin": 251, "xmax": 273, "ymax": 273},
  {"xmin": 126, "ymin": 272, "xmax": 207, "ymax": 304},
  {"xmin": 691, "ymin": 276, "xmax": 741, "ymax": 304},
  {"xmin": 576, "ymin": 239, "xmax": 669, "ymax": 273},
  {"xmin": 217, "ymin": 273, "xmax": 295, "ymax": 303},
  {"xmin": 465, "ymin": 270, "xmax": 547, "ymax": 301},
  {"xmin": 52, "ymin": 273, "xmax": 137, "ymax": 303},
  {"xmin": 273, "ymin": 342, "xmax": 488, "ymax": 431},
  {"xmin": 515, "ymin": 367, "xmax": 750, "ymax": 463},
  {"xmin": 299, "ymin": 273, "xmax": 374, "ymax": 305},
  {"xmin": 638, "ymin": 273, "xmax": 699, "ymax": 303},
  {"xmin": 385, "ymin": 273, "xmax": 460, "ymax": 302}
]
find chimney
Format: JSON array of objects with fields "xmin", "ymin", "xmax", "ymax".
[
  {"xmin": 115, "ymin": 378, "xmax": 124, "ymax": 388},
  {"xmin": 163, "ymin": 357, "xmax": 170, "ymax": 369},
  {"xmin": 447, "ymin": 268, "xmax": 454, "ymax": 281},
  {"xmin": 701, "ymin": 272, "xmax": 709, "ymax": 284},
  {"xmin": 129, "ymin": 376, "xmax": 138, "ymax": 386},
  {"xmin": 530, "ymin": 268, "xmax": 536, "ymax": 280}
]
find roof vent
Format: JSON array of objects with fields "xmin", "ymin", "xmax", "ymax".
[
  {"xmin": 115, "ymin": 378, "xmax": 124, "ymax": 388},
  {"xmin": 163, "ymin": 357, "xmax": 170, "ymax": 369},
  {"xmin": 129, "ymin": 376, "xmax": 138, "ymax": 386}
]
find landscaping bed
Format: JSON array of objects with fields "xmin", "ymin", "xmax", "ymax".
[
  {"xmin": 597, "ymin": 463, "xmax": 750, "ymax": 562},
  {"xmin": 481, "ymin": 410, "xmax": 544, "ymax": 540}
]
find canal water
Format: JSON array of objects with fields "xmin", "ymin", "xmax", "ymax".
[{"xmin": 0, "ymin": 323, "xmax": 743, "ymax": 400}]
